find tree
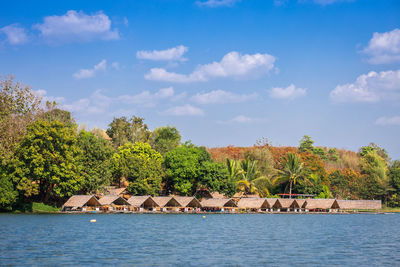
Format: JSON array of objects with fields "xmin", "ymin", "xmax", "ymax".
[
  {"xmin": 389, "ymin": 160, "xmax": 400, "ymax": 192},
  {"xmin": 0, "ymin": 163, "xmax": 17, "ymax": 210},
  {"xmin": 298, "ymin": 135, "xmax": 314, "ymax": 153},
  {"xmin": 313, "ymin": 147, "xmax": 327, "ymax": 160},
  {"xmin": 274, "ymin": 153, "xmax": 305, "ymax": 198},
  {"xmin": 236, "ymin": 159, "xmax": 273, "ymax": 197},
  {"xmin": 328, "ymin": 148, "xmax": 339, "ymax": 162},
  {"xmin": 150, "ymin": 126, "xmax": 181, "ymax": 155},
  {"xmin": 77, "ymin": 130, "xmax": 114, "ymax": 193},
  {"xmin": 112, "ymin": 142, "xmax": 163, "ymax": 196},
  {"xmin": 106, "ymin": 116, "xmax": 151, "ymax": 147},
  {"xmin": 39, "ymin": 101, "xmax": 75, "ymax": 125},
  {"xmin": 0, "ymin": 76, "xmax": 42, "ymax": 159},
  {"xmin": 11, "ymin": 119, "xmax": 83, "ymax": 203}
]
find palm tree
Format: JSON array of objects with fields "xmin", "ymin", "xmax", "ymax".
[
  {"xmin": 226, "ymin": 158, "xmax": 243, "ymax": 182},
  {"xmin": 236, "ymin": 158, "xmax": 273, "ymax": 197},
  {"xmin": 274, "ymin": 153, "xmax": 304, "ymax": 198}
]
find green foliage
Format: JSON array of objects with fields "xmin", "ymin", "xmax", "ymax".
[
  {"xmin": 112, "ymin": 142, "xmax": 163, "ymax": 196},
  {"xmin": 313, "ymin": 147, "xmax": 327, "ymax": 160},
  {"xmin": 11, "ymin": 119, "xmax": 83, "ymax": 202},
  {"xmin": 328, "ymin": 148, "xmax": 339, "ymax": 162},
  {"xmin": 389, "ymin": 160, "xmax": 400, "ymax": 192},
  {"xmin": 244, "ymin": 146, "xmax": 275, "ymax": 177},
  {"xmin": 31, "ymin": 202, "xmax": 60, "ymax": 213},
  {"xmin": 150, "ymin": 126, "xmax": 181, "ymax": 155},
  {"xmin": 274, "ymin": 153, "xmax": 305, "ymax": 197},
  {"xmin": 106, "ymin": 116, "xmax": 151, "ymax": 147},
  {"xmin": 77, "ymin": 130, "xmax": 114, "ymax": 194},
  {"xmin": 298, "ymin": 135, "xmax": 314, "ymax": 153},
  {"xmin": 0, "ymin": 170, "xmax": 18, "ymax": 210}
]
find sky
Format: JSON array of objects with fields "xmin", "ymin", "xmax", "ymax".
[{"xmin": 1, "ymin": 0, "xmax": 400, "ymax": 158}]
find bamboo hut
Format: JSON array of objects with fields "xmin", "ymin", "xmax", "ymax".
[
  {"xmin": 295, "ymin": 199, "xmax": 307, "ymax": 211},
  {"xmin": 336, "ymin": 200, "xmax": 381, "ymax": 211},
  {"xmin": 62, "ymin": 195, "xmax": 101, "ymax": 212},
  {"xmin": 210, "ymin": 192, "xmax": 226, "ymax": 199},
  {"xmin": 153, "ymin": 196, "xmax": 181, "ymax": 212},
  {"xmin": 200, "ymin": 198, "xmax": 237, "ymax": 212},
  {"xmin": 173, "ymin": 196, "xmax": 202, "ymax": 212},
  {"xmin": 99, "ymin": 195, "xmax": 131, "ymax": 212},
  {"xmin": 304, "ymin": 199, "xmax": 339, "ymax": 212},
  {"xmin": 107, "ymin": 187, "xmax": 130, "ymax": 199},
  {"xmin": 265, "ymin": 198, "xmax": 278, "ymax": 212},
  {"xmin": 127, "ymin": 196, "xmax": 158, "ymax": 212},
  {"xmin": 274, "ymin": 199, "xmax": 300, "ymax": 212},
  {"xmin": 237, "ymin": 198, "xmax": 269, "ymax": 212},
  {"xmin": 232, "ymin": 192, "xmax": 244, "ymax": 199}
]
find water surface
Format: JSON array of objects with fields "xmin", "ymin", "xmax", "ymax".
[{"xmin": 0, "ymin": 213, "xmax": 399, "ymax": 266}]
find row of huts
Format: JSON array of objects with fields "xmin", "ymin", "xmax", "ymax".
[{"xmin": 62, "ymin": 195, "xmax": 382, "ymax": 213}]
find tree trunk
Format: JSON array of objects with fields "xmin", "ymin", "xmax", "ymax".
[{"xmin": 289, "ymin": 180, "xmax": 292, "ymax": 199}]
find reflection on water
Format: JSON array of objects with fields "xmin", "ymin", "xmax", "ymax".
[{"xmin": 1, "ymin": 213, "xmax": 399, "ymax": 266}]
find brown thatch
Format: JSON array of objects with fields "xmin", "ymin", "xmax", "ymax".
[
  {"xmin": 128, "ymin": 196, "xmax": 158, "ymax": 208},
  {"xmin": 237, "ymin": 198, "xmax": 269, "ymax": 209},
  {"xmin": 200, "ymin": 198, "xmax": 237, "ymax": 208},
  {"xmin": 62, "ymin": 195, "xmax": 101, "ymax": 208},
  {"xmin": 107, "ymin": 187, "xmax": 127, "ymax": 196},
  {"xmin": 152, "ymin": 196, "xmax": 180, "ymax": 207},
  {"xmin": 305, "ymin": 199, "xmax": 339, "ymax": 209},
  {"xmin": 275, "ymin": 199, "xmax": 299, "ymax": 209},
  {"xmin": 295, "ymin": 199, "xmax": 306, "ymax": 209},
  {"xmin": 233, "ymin": 192, "xmax": 244, "ymax": 198},
  {"xmin": 264, "ymin": 198, "xmax": 278, "ymax": 208},
  {"xmin": 173, "ymin": 196, "xmax": 201, "ymax": 208},
  {"xmin": 99, "ymin": 195, "xmax": 130, "ymax": 206},
  {"xmin": 210, "ymin": 192, "xmax": 226, "ymax": 199},
  {"xmin": 244, "ymin": 194, "xmax": 260, "ymax": 198},
  {"xmin": 336, "ymin": 200, "xmax": 381, "ymax": 210}
]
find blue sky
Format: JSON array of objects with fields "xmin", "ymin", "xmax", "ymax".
[{"xmin": 1, "ymin": 0, "xmax": 400, "ymax": 158}]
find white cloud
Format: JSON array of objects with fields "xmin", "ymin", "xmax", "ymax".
[
  {"xmin": 196, "ymin": 0, "xmax": 240, "ymax": 7},
  {"xmin": 0, "ymin": 24, "xmax": 28, "ymax": 45},
  {"xmin": 231, "ymin": 115, "xmax": 254, "ymax": 123},
  {"xmin": 111, "ymin": 62, "xmax": 120, "ymax": 70},
  {"xmin": 218, "ymin": 115, "xmax": 266, "ymax": 124},
  {"xmin": 137, "ymin": 45, "xmax": 188, "ymax": 61},
  {"xmin": 119, "ymin": 87, "xmax": 175, "ymax": 107},
  {"xmin": 34, "ymin": 10, "xmax": 119, "ymax": 43},
  {"xmin": 165, "ymin": 104, "xmax": 204, "ymax": 116},
  {"xmin": 269, "ymin": 84, "xmax": 307, "ymax": 99},
  {"xmin": 375, "ymin": 116, "xmax": 400, "ymax": 126},
  {"xmin": 362, "ymin": 28, "xmax": 400, "ymax": 64},
  {"xmin": 191, "ymin": 90, "xmax": 257, "ymax": 104},
  {"xmin": 145, "ymin": 51, "xmax": 276, "ymax": 83},
  {"xmin": 330, "ymin": 69, "xmax": 400, "ymax": 102},
  {"xmin": 73, "ymin": 60, "xmax": 107, "ymax": 79}
]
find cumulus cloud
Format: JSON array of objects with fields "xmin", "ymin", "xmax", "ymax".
[
  {"xmin": 34, "ymin": 10, "xmax": 119, "ymax": 43},
  {"xmin": 165, "ymin": 104, "xmax": 204, "ymax": 116},
  {"xmin": 375, "ymin": 116, "xmax": 400, "ymax": 126},
  {"xmin": 191, "ymin": 89, "xmax": 257, "ymax": 104},
  {"xmin": 269, "ymin": 84, "xmax": 307, "ymax": 99},
  {"xmin": 73, "ymin": 60, "xmax": 107, "ymax": 79},
  {"xmin": 330, "ymin": 69, "xmax": 400, "ymax": 102},
  {"xmin": 196, "ymin": 0, "xmax": 240, "ymax": 7},
  {"xmin": 0, "ymin": 24, "xmax": 28, "ymax": 45},
  {"xmin": 362, "ymin": 28, "xmax": 400, "ymax": 64},
  {"xmin": 145, "ymin": 51, "xmax": 276, "ymax": 83},
  {"xmin": 118, "ymin": 87, "xmax": 175, "ymax": 107},
  {"xmin": 137, "ymin": 45, "xmax": 188, "ymax": 61},
  {"xmin": 217, "ymin": 115, "xmax": 266, "ymax": 124}
]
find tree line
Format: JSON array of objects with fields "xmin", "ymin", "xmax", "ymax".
[{"xmin": 1, "ymin": 76, "xmax": 399, "ymax": 211}]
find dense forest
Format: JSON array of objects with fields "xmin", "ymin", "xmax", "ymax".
[{"xmin": 1, "ymin": 76, "xmax": 400, "ymax": 211}]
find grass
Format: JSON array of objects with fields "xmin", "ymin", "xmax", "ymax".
[
  {"xmin": 31, "ymin": 202, "xmax": 60, "ymax": 213},
  {"xmin": 380, "ymin": 206, "xmax": 400, "ymax": 213}
]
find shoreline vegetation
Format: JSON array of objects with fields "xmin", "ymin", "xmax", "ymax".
[{"xmin": 1, "ymin": 76, "xmax": 400, "ymax": 213}]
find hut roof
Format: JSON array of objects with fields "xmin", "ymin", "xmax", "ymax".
[
  {"xmin": 173, "ymin": 196, "xmax": 201, "ymax": 208},
  {"xmin": 99, "ymin": 195, "xmax": 130, "ymax": 206},
  {"xmin": 233, "ymin": 192, "xmax": 244, "ymax": 198},
  {"xmin": 305, "ymin": 199, "xmax": 339, "ymax": 209},
  {"xmin": 237, "ymin": 198, "xmax": 268, "ymax": 209},
  {"xmin": 107, "ymin": 187, "xmax": 127, "ymax": 196},
  {"xmin": 275, "ymin": 199, "xmax": 299, "ymax": 209},
  {"xmin": 264, "ymin": 198, "xmax": 278, "ymax": 208},
  {"xmin": 62, "ymin": 195, "xmax": 101, "ymax": 208},
  {"xmin": 210, "ymin": 192, "xmax": 226, "ymax": 199},
  {"xmin": 200, "ymin": 198, "xmax": 237, "ymax": 208},
  {"xmin": 244, "ymin": 194, "xmax": 260, "ymax": 198},
  {"xmin": 128, "ymin": 196, "xmax": 158, "ymax": 208},
  {"xmin": 336, "ymin": 200, "xmax": 381, "ymax": 210},
  {"xmin": 295, "ymin": 199, "xmax": 306, "ymax": 208},
  {"xmin": 152, "ymin": 196, "xmax": 180, "ymax": 207}
]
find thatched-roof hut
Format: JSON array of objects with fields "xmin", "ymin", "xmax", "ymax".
[
  {"xmin": 233, "ymin": 192, "xmax": 244, "ymax": 199},
  {"xmin": 304, "ymin": 199, "xmax": 339, "ymax": 211},
  {"xmin": 107, "ymin": 187, "xmax": 128, "ymax": 196},
  {"xmin": 174, "ymin": 196, "xmax": 201, "ymax": 209},
  {"xmin": 99, "ymin": 195, "xmax": 130, "ymax": 211},
  {"xmin": 62, "ymin": 195, "xmax": 101, "ymax": 212},
  {"xmin": 128, "ymin": 196, "xmax": 158, "ymax": 211},
  {"xmin": 153, "ymin": 196, "xmax": 181, "ymax": 211},
  {"xmin": 265, "ymin": 198, "xmax": 278, "ymax": 209},
  {"xmin": 336, "ymin": 200, "xmax": 381, "ymax": 210},
  {"xmin": 274, "ymin": 199, "xmax": 300, "ymax": 211},
  {"xmin": 295, "ymin": 199, "xmax": 306, "ymax": 209},
  {"xmin": 210, "ymin": 192, "xmax": 226, "ymax": 199},
  {"xmin": 200, "ymin": 198, "xmax": 237, "ymax": 212},
  {"xmin": 237, "ymin": 198, "xmax": 269, "ymax": 211}
]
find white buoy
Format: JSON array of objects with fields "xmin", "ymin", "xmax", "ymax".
[{"xmin": 90, "ymin": 219, "xmax": 96, "ymax": 223}]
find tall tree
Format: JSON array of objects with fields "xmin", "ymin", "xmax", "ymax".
[
  {"xmin": 106, "ymin": 116, "xmax": 151, "ymax": 147},
  {"xmin": 150, "ymin": 126, "xmax": 181, "ymax": 155},
  {"xmin": 298, "ymin": 135, "xmax": 314, "ymax": 153},
  {"xmin": 274, "ymin": 153, "xmax": 305, "ymax": 198},
  {"xmin": 112, "ymin": 142, "xmax": 163, "ymax": 196}
]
